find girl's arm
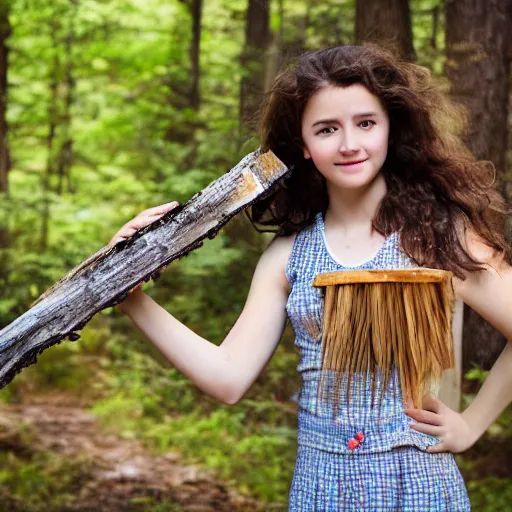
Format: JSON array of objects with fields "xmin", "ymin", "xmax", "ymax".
[
  {"xmin": 406, "ymin": 236, "xmax": 512, "ymax": 453},
  {"xmin": 119, "ymin": 234, "xmax": 294, "ymax": 405}
]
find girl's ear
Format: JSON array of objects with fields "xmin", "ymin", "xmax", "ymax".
[{"xmin": 303, "ymin": 146, "xmax": 311, "ymax": 159}]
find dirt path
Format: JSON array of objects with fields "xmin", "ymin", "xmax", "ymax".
[{"xmin": 0, "ymin": 396, "xmax": 267, "ymax": 511}]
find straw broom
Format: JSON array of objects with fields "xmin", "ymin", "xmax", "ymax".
[{"xmin": 313, "ymin": 269, "xmax": 455, "ymax": 412}]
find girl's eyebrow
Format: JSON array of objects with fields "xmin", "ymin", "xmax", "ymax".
[
  {"xmin": 311, "ymin": 112, "xmax": 378, "ymax": 127},
  {"xmin": 354, "ymin": 111, "xmax": 378, "ymax": 118}
]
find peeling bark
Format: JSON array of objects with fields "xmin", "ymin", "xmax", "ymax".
[{"xmin": 0, "ymin": 150, "xmax": 290, "ymax": 389}]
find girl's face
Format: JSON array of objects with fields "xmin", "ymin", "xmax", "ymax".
[{"xmin": 301, "ymin": 84, "xmax": 390, "ymax": 191}]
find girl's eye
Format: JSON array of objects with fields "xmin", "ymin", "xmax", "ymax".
[
  {"xmin": 317, "ymin": 127, "xmax": 337, "ymax": 135},
  {"xmin": 359, "ymin": 120, "xmax": 375, "ymax": 129}
]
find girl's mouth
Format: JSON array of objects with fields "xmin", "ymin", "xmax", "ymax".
[{"xmin": 335, "ymin": 158, "xmax": 368, "ymax": 166}]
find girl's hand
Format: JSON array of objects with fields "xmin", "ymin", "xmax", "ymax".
[
  {"xmin": 110, "ymin": 201, "xmax": 179, "ymax": 299},
  {"xmin": 109, "ymin": 201, "xmax": 179, "ymax": 245},
  {"xmin": 405, "ymin": 395, "xmax": 477, "ymax": 453}
]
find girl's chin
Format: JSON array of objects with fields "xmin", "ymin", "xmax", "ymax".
[{"xmin": 325, "ymin": 172, "xmax": 385, "ymax": 192}]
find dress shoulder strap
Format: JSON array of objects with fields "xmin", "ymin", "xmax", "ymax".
[{"xmin": 285, "ymin": 214, "xmax": 322, "ymax": 286}]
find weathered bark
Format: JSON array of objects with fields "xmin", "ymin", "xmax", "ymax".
[
  {"xmin": 445, "ymin": 0, "xmax": 512, "ymax": 371},
  {"xmin": 355, "ymin": 0, "xmax": 416, "ymax": 61},
  {"xmin": 239, "ymin": 0, "xmax": 270, "ymax": 127},
  {"xmin": 0, "ymin": 150, "xmax": 289, "ymax": 389}
]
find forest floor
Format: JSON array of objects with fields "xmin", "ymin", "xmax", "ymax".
[
  {"xmin": 2, "ymin": 388, "xmax": 511, "ymax": 511},
  {"xmin": 0, "ymin": 392, "xmax": 266, "ymax": 512}
]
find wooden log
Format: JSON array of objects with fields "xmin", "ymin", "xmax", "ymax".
[{"xmin": 0, "ymin": 149, "xmax": 290, "ymax": 389}]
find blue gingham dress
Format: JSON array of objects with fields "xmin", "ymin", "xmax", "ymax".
[{"xmin": 286, "ymin": 213, "xmax": 470, "ymax": 511}]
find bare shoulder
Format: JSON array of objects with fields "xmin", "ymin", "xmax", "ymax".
[
  {"xmin": 463, "ymin": 228, "xmax": 503, "ymax": 267},
  {"xmin": 255, "ymin": 233, "xmax": 296, "ymax": 293},
  {"xmin": 452, "ymin": 227, "xmax": 511, "ymax": 301}
]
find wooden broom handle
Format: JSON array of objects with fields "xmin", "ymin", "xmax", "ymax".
[{"xmin": 313, "ymin": 269, "xmax": 452, "ymax": 287}]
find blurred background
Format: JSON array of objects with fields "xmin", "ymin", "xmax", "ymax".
[{"xmin": 0, "ymin": 0, "xmax": 511, "ymax": 510}]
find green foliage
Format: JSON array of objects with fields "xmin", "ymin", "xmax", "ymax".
[
  {"xmin": 1, "ymin": 0, "xmax": 511, "ymax": 509},
  {"xmin": 0, "ymin": 449, "xmax": 92, "ymax": 511},
  {"xmin": 465, "ymin": 364, "xmax": 489, "ymax": 385},
  {"xmin": 89, "ymin": 333, "xmax": 298, "ymax": 503},
  {"xmin": 410, "ymin": 0, "xmax": 445, "ymax": 74},
  {"xmin": 93, "ymin": 397, "xmax": 297, "ymax": 503},
  {"xmin": 467, "ymin": 478, "xmax": 512, "ymax": 511}
]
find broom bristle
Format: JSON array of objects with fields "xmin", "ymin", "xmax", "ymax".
[{"xmin": 316, "ymin": 270, "xmax": 454, "ymax": 412}]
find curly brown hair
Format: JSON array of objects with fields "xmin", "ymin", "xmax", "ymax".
[{"xmin": 250, "ymin": 44, "xmax": 510, "ymax": 279}]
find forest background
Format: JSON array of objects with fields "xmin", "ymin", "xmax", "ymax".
[{"xmin": 0, "ymin": 0, "xmax": 511, "ymax": 510}]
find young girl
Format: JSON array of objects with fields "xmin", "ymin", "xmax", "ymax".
[{"xmin": 112, "ymin": 45, "xmax": 512, "ymax": 511}]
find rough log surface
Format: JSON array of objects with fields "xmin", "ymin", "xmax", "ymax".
[{"xmin": 0, "ymin": 149, "xmax": 290, "ymax": 389}]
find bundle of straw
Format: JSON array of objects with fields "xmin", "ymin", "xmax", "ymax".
[{"xmin": 313, "ymin": 269, "xmax": 455, "ymax": 410}]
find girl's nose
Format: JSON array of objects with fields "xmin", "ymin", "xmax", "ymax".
[{"xmin": 339, "ymin": 131, "xmax": 358, "ymax": 154}]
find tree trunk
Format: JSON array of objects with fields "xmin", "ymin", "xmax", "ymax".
[
  {"xmin": 445, "ymin": 0, "xmax": 512, "ymax": 372},
  {"xmin": 0, "ymin": 1, "xmax": 11, "ymax": 291},
  {"xmin": 188, "ymin": 0, "xmax": 202, "ymax": 111},
  {"xmin": 239, "ymin": 0, "xmax": 270, "ymax": 128},
  {"xmin": 0, "ymin": 150, "xmax": 289, "ymax": 389},
  {"xmin": 264, "ymin": 0, "xmax": 284, "ymax": 94},
  {"xmin": 0, "ymin": 1, "xmax": 10, "ymax": 193},
  {"xmin": 355, "ymin": 0, "xmax": 416, "ymax": 61},
  {"xmin": 56, "ymin": 18, "xmax": 76, "ymax": 195},
  {"xmin": 165, "ymin": 0, "xmax": 203, "ymax": 159},
  {"xmin": 41, "ymin": 23, "xmax": 60, "ymax": 252}
]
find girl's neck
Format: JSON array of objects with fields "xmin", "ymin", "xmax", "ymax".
[{"xmin": 324, "ymin": 173, "xmax": 387, "ymax": 237}]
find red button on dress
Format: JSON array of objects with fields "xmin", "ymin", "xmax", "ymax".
[
  {"xmin": 348, "ymin": 439, "xmax": 359, "ymax": 450},
  {"xmin": 348, "ymin": 431, "xmax": 365, "ymax": 450}
]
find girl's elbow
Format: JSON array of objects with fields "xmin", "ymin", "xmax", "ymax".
[
  {"xmin": 221, "ymin": 395, "xmax": 240, "ymax": 405},
  {"xmin": 220, "ymin": 389, "xmax": 244, "ymax": 405},
  {"xmin": 218, "ymin": 382, "xmax": 245, "ymax": 405}
]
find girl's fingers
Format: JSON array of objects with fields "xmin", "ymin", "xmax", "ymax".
[
  {"xmin": 409, "ymin": 422, "xmax": 442, "ymax": 437},
  {"xmin": 126, "ymin": 212, "xmax": 166, "ymax": 232},
  {"xmin": 127, "ymin": 283, "xmax": 144, "ymax": 295},
  {"xmin": 119, "ymin": 227, "xmax": 138, "ymax": 238},
  {"xmin": 132, "ymin": 202, "xmax": 179, "ymax": 229},
  {"xmin": 143, "ymin": 201, "xmax": 179, "ymax": 216},
  {"xmin": 426, "ymin": 441, "xmax": 447, "ymax": 454},
  {"xmin": 110, "ymin": 228, "xmax": 137, "ymax": 244},
  {"xmin": 404, "ymin": 408, "xmax": 442, "ymax": 426},
  {"xmin": 111, "ymin": 202, "xmax": 179, "ymax": 245},
  {"xmin": 422, "ymin": 395, "xmax": 444, "ymax": 413}
]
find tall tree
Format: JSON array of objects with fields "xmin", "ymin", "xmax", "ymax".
[
  {"xmin": 188, "ymin": 0, "xmax": 202, "ymax": 111},
  {"xmin": 0, "ymin": 0, "xmax": 10, "ymax": 194},
  {"xmin": 355, "ymin": 0, "xmax": 416, "ymax": 61},
  {"xmin": 0, "ymin": 0, "xmax": 11, "ymax": 289},
  {"xmin": 445, "ymin": 0, "xmax": 512, "ymax": 371},
  {"xmin": 165, "ymin": 0, "xmax": 203, "ymax": 157},
  {"xmin": 239, "ymin": 0, "xmax": 270, "ymax": 128},
  {"xmin": 56, "ymin": 0, "xmax": 77, "ymax": 195},
  {"xmin": 40, "ymin": 21, "xmax": 61, "ymax": 252}
]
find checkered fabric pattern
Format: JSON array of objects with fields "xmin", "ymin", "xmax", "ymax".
[
  {"xmin": 289, "ymin": 444, "xmax": 470, "ymax": 511},
  {"xmin": 285, "ymin": 213, "xmax": 470, "ymax": 511}
]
